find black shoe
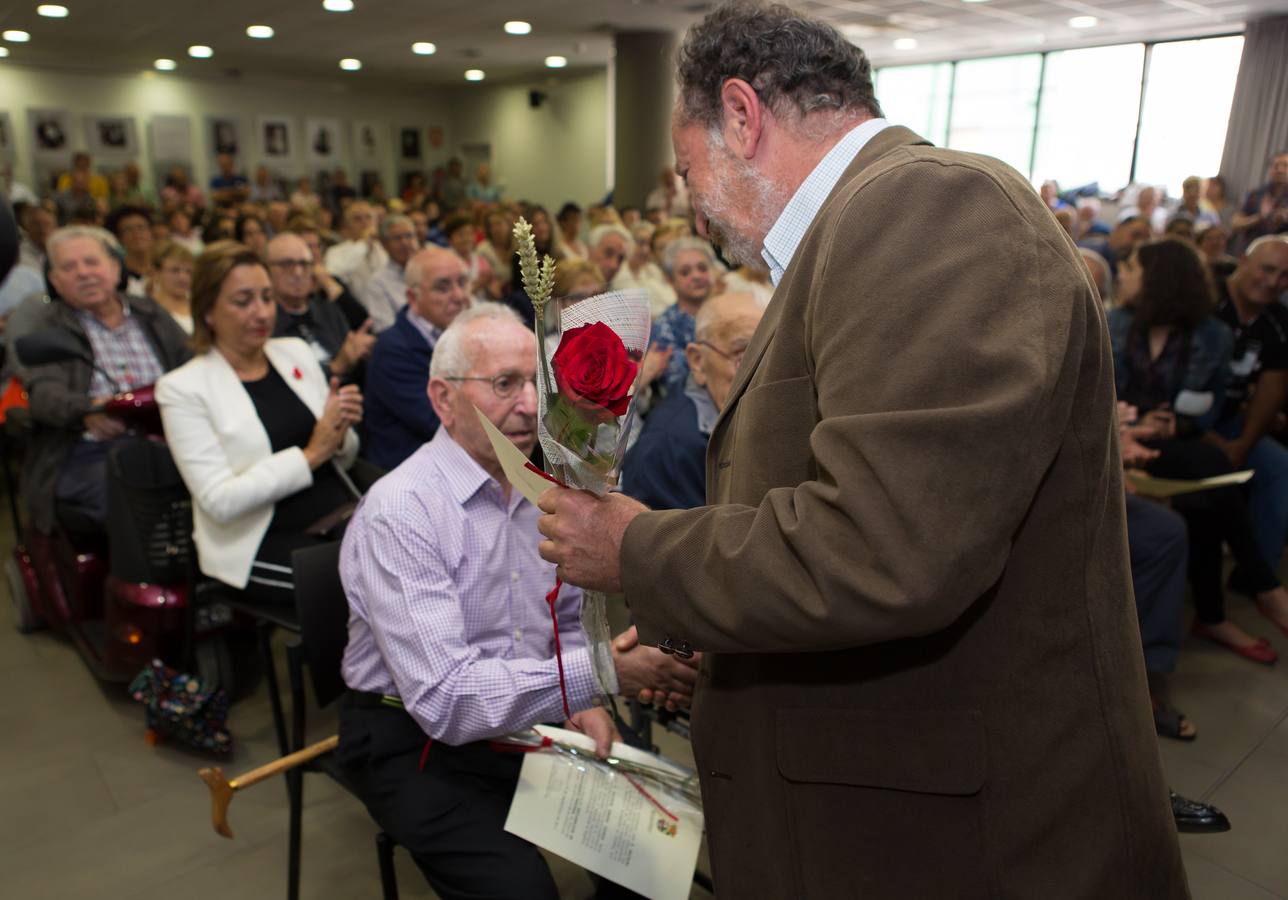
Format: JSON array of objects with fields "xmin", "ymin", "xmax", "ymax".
[{"xmin": 1171, "ymin": 790, "xmax": 1231, "ymax": 833}]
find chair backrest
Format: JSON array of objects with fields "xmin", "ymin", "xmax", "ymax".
[{"xmin": 290, "ymin": 541, "xmax": 350, "ymax": 708}]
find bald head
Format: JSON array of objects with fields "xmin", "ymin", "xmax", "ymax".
[
  {"xmin": 1231, "ymin": 237, "xmax": 1288, "ymax": 310},
  {"xmin": 689, "ymin": 291, "xmax": 764, "ymax": 410}
]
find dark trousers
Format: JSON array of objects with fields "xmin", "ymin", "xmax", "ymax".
[
  {"xmin": 1146, "ymin": 438, "xmax": 1278, "ymax": 623},
  {"xmin": 1125, "ymin": 495, "xmax": 1187, "ymax": 673},
  {"xmin": 336, "ymin": 697, "xmax": 641, "ymax": 900},
  {"xmin": 54, "ymin": 439, "xmax": 116, "ymax": 528}
]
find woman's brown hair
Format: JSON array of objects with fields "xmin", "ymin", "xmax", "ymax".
[
  {"xmin": 1130, "ymin": 238, "xmax": 1215, "ymax": 332},
  {"xmin": 189, "ymin": 241, "xmax": 267, "ymax": 352}
]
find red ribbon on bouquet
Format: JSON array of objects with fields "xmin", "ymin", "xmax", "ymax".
[{"xmin": 525, "ymin": 461, "xmax": 573, "ymax": 722}]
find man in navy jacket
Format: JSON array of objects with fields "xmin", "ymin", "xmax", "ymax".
[{"xmin": 364, "ymin": 247, "xmax": 470, "ymax": 470}]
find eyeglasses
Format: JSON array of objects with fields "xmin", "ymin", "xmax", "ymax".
[
  {"xmin": 443, "ymin": 372, "xmax": 538, "ymax": 399},
  {"xmin": 268, "ymin": 259, "xmax": 312, "ymax": 271},
  {"xmin": 696, "ymin": 341, "xmax": 746, "ymax": 366}
]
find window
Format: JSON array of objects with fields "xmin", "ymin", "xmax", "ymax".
[
  {"xmin": 875, "ymin": 63, "xmax": 952, "ymax": 146},
  {"xmin": 947, "ymin": 54, "xmax": 1042, "ymax": 177},
  {"xmin": 1031, "ymin": 44, "xmax": 1145, "ymax": 193},
  {"xmin": 1134, "ymin": 35, "xmax": 1244, "ymax": 196}
]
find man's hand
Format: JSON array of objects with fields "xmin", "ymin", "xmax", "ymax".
[
  {"xmin": 1132, "ymin": 407, "xmax": 1176, "ymax": 441},
  {"xmin": 612, "ymin": 626, "xmax": 700, "ymax": 711},
  {"xmin": 331, "ymin": 319, "xmax": 376, "ymax": 375},
  {"xmin": 537, "ymin": 488, "xmax": 647, "ymax": 593},
  {"xmin": 1204, "ymin": 431, "xmax": 1250, "ymax": 469},
  {"xmin": 566, "ymin": 707, "xmax": 619, "ymax": 759},
  {"xmin": 640, "ymin": 345, "xmax": 673, "ymax": 387},
  {"xmin": 1120, "ymin": 429, "xmax": 1160, "ymax": 469},
  {"xmin": 84, "ymin": 398, "xmax": 127, "ymax": 441}
]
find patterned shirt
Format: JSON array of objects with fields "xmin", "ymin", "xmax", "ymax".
[
  {"xmin": 652, "ymin": 303, "xmax": 696, "ymax": 396},
  {"xmin": 340, "ymin": 428, "xmax": 597, "ymax": 745},
  {"xmin": 762, "ymin": 118, "xmax": 890, "ymax": 287},
  {"xmin": 77, "ymin": 297, "xmax": 164, "ymax": 397}
]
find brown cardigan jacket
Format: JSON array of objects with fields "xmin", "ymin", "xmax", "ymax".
[{"xmin": 622, "ymin": 127, "xmax": 1186, "ymax": 898}]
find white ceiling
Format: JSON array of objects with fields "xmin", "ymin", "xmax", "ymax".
[{"xmin": 0, "ymin": 0, "xmax": 1277, "ymax": 87}]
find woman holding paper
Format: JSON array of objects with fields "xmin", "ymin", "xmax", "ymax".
[{"xmin": 1109, "ymin": 238, "xmax": 1288, "ymax": 662}]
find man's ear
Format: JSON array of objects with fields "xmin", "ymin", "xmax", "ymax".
[
  {"xmin": 685, "ymin": 342, "xmax": 706, "ymax": 386},
  {"xmin": 719, "ymin": 78, "xmax": 765, "ymax": 161},
  {"xmin": 428, "ymin": 376, "xmax": 454, "ymax": 428}
]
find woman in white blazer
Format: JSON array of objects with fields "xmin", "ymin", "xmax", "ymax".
[{"xmin": 157, "ymin": 242, "xmax": 363, "ymax": 604}]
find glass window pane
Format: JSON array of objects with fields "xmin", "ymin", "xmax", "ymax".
[
  {"xmin": 1135, "ymin": 35, "xmax": 1244, "ymax": 197},
  {"xmin": 947, "ymin": 54, "xmax": 1042, "ymax": 177},
  {"xmin": 1032, "ymin": 44, "xmax": 1145, "ymax": 193},
  {"xmin": 874, "ymin": 63, "xmax": 952, "ymax": 146}
]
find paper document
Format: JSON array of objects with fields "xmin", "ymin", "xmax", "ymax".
[
  {"xmin": 474, "ymin": 405, "xmax": 558, "ymax": 506},
  {"xmin": 1125, "ymin": 468, "xmax": 1253, "ymax": 498},
  {"xmin": 504, "ymin": 726, "xmax": 704, "ymax": 900}
]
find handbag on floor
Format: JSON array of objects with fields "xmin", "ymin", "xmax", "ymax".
[{"xmin": 129, "ymin": 658, "xmax": 231, "ymax": 754}]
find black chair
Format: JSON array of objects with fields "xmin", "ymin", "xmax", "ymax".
[{"xmin": 285, "ymin": 540, "xmax": 398, "ymax": 900}]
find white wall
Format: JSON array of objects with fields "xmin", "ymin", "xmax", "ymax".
[
  {"xmin": 448, "ymin": 69, "xmax": 611, "ymax": 213},
  {"xmin": 0, "ymin": 63, "xmax": 455, "ymax": 197}
]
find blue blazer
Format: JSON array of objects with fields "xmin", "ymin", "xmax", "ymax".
[
  {"xmin": 621, "ymin": 390, "xmax": 709, "ymax": 511},
  {"xmin": 363, "ymin": 306, "xmax": 440, "ymax": 470}
]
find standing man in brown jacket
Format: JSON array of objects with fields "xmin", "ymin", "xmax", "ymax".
[{"xmin": 538, "ymin": 3, "xmax": 1187, "ymax": 896}]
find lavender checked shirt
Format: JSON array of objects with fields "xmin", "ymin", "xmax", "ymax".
[{"xmin": 340, "ymin": 428, "xmax": 599, "ymax": 745}]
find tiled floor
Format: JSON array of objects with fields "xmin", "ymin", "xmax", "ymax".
[{"xmin": 3, "ymin": 513, "xmax": 1286, "ymax": 898}]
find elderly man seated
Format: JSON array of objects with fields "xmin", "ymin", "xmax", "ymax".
[
  {"xmin": 18, "ymin": 226, "xmax": 189, "ymax": 533},
  {"xmin": 324, "ymin": 201, "xmax": 387, "ymax": 299},
  {"xmin": 652, "ymin": 236, "xmax": 716, "ymax": 396},
  {"xmin": 338, "ymin": 302, "xmax": 695, "ymax": 898},
  {"xmin": 1077, "ymin": 214, "xmax": 1152, "ymax": 280},
  {"xmin": 357, "ymin": 214, "xmax": 419, "ymax": 332},
  {"xmin": 623, "ymin": 292, "xmax": 761, "ymax": 510},
  {"xmin": 587, "ymin": 223, "xmax": 630, "ymax": 286},
  {"xmin": 267, "ymin": 233, "xmax": 375, "ymax": 380},
  {"xmin": 363, "ymin": 246, "xmax": 468, "ymax": 470}
]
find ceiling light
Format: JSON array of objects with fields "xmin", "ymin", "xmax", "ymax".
[
  {"xmin": 339, "ymin": 57, "xmax": 362, "ymax": 70},
  {"xmin": 961, "ymin": 0, "xmax": 991, "ymax": 3},
  {"xmin": 188, "ymin": 44, "xmax": 212, "ymax": 58},
  {"xmin": 322, "ymin": 0, "xmax": 353, "ymax": 11},
  {"xmin": 246, "ymin": 25, "xmax": 274, "ymax": 39},
  {"xmin": 3, "ymin": 30, "xmax": 31, "ymax": 42},
  {"xmin": 154, "ymin": 57, "xmax": 176, "ymax": 70},
  {"xmin": 37, "ymin": 5, "xmax": 69, "ymax": 17},
  {"xmin": 412, "ymin": 41, "xmax": 436, "ymax": 55},
  {"xmin": 1068, "ymin": 15, "xmax": 1098, "ymax": 28},
  {"xmin": 545, "ymin": 55, "xmax": 567, "ymax": 68},
  {"xmin": 465, "ymin": 68, "xmax": 485, "ymax": 81},
  {"xmin": 0, "ymin": 47, "xmax": 9, "ymax": 58},
  {"xmin": 503, "ymin": 20, "xmax": 531, "ymax": 35},
  {"xmin": 893, "ymin": 37, "xmax": 918, "ymax": 50}
]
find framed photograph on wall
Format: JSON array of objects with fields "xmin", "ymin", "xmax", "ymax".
[
  {"xmin": 305, "ymin": 117, "xmax": 341, "ymax": 166},
  {"xmin": 352, "ymin": 120, "xmax": 381, "ymax": 165},
  {"xmin": 258, "ymin": 116, "xmax": 294, "ymax": 161},
  {"xmin": 149, "ymin": 114, "xmax": 193, "ymax": 164},
  {"xmin": 0, "ymin": 111, "xmax": 14, "ymax": 162},
  {"xmin": 399, "ymin": 126, "xmax": 421, "ymax": 161},
  {"xmin": 207, "ymin": 116, "xmax": 241, "ymax": 159},
  {"xmin": 28, "ymin": 107, "xmax": 73, "ymax": 158},
  {"xmin": 86, "ymin": 115, "xmax": 138, "ymax": 156}
]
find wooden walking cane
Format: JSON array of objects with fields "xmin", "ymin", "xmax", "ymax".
[{"xmin": 198, "ymin": 735, "xmax": 339, "ymax": 839}]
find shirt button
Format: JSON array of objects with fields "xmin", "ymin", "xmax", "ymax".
[
  {"xmin": 511, "ymin": 571, "xmax": 519, "ymax": 583},
  {"xmin": 513, "ymin": 627, "xmax": 523, "ymax": 641}
]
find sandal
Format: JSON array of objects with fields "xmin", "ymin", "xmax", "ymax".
[{"xmin": 1152, "ymin": 699, "xmax": 1196, "ymax": 742}]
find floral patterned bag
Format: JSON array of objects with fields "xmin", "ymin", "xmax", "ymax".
[{"xmin": 128, "ymin": 658, "xmax": 231, "ymax": 754}]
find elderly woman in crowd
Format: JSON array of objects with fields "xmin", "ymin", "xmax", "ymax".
[
  {"xmin": 476, "ymin": 209, "xmax": 514, "ymax": 293},
  {"xmin": 1108, "ymin": 238, "xmax": 1288, "ymax": 663},
  {"xmin": 147, "ymin": 241, "xmax": 195, "ymax": 334},
  {"xmin": 443, "ymin": 214, "xmax": 495, "ymax": 300},
  {"xmin": 157, "ymin": 242, "xmax": 364, "ymax": 605}
]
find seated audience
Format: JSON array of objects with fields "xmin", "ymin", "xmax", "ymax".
[
  {"xmin": 465, "ymin": 162, "xmax": 502, "ymax": 204},
  {"xmin": 337, "ymin": 302, "xmax": 696, "ymax": 898},
  {"xmin": 1174, "ymin": 175, "xmax": 1217, "ymax": 228},
  {"xmin": 325, "ymin": 201, "xmax": 387, "ymax": 299},
  {"xmin": 167, "ymin": 209, "xmax": 204, "ymax": 256},
  {"xmin": 1109, "ymin": 239, "xmax": 1288, "ymax": 662},
  {"xmin": 587, "ymin": 224, "xmax": 630, "ymax": 286},
  {"xmin": 623, "ymin": 292, "xmax": 762, "ymax": 510},
  {"xmin": 1202, "ymin": 175, "xmax": 1235, "ymax": 230},
  {"xmin": 438, "ymin": 157, "xmax": 466, "ymax": 211},
  {"xmin": 157, "ymin": 242, "xmax": 363, "ymax": 605},
  {"xmin": 1232, "ymin": 151, "xmax": 1288, "ymax": 249},
  {"xmin": 1078, "ymin": 214, "xmax": 1152, "ymax": 280},
  {"xmin": 363, "ymin": 246, "xmax": 469, "ymax": 470},
  {"xmin": 1039, "ymin": 180, "xmax": 1071, "ymax": 212},
  {"xmin": 645, "ymin": 167, "xmax": 689, "ymax": 220},
  {"xmin": 555, "ymin": 202, "xmax": 588, "ymax": 261},
  {"xmin": 653, "ymin": 236, "xmax": 716, "ymax": 395},
  {"xmin": 1196, "ymin": 223, "xmax": 1237, "ymax": 279},
  {"xmin": 1211, "ymin": 236, "xmax": 1288, "ymax": 575},
  {"xmin": 267, "ymin": 233, "xmax": 374, "ymax": 379},
  {"xmin": 54, "ymin": 169, "xmax": 95, "ymax": 225},
  {"xmin": 265, "ymin": 200, "xmax": 291, "ymax": 237},
  {"xmin": 290, "ymin": 176, "xmax": 321, "ymax": 214},
  {"xmin": 476, "ymin": 210, "xmax": 514, "ymax": 292},
  {"xmin": 55, "ymin": 152, "xmax": 108, "ymax": 202},
  {"xmin": 20, "ymin": 226, "xmax": 190, "ymax": 533},
  {"xmin": 106, "ymin": 206, "xmax": 154, "ymax": 296},
  {"xmin": 16, "ymin": 203, "xmax": 55, "ymax": 271},
  {"xmin": 291, "ymin": 222, "xmax": 370, "ymax": 330},
  {"xmin": 235, "ymin": 215, "xmax": 269, "ymax": 260},
  {"xmin": 249, "ymin": 165, "xmax": 283, "ymax": 204},
  {"xmin": 443, "ymin": 214, "xmax": 494, "ymax": 300},
  {"xmin": 160, "ymin": 165, "xmax": 205, "ymax": 210},
  {"xmin": 358, "ymin": 215, "xmax": 419, "ymax": 332},
  {"xmin": 1079, "ymin": 247, "xmax": 1113, "ymax": 305},
  {"xmin": 1163, "ymin": 216, "xmax": 1195, "ymax": 241},
  {"xmin": 611, "ymin": 221, "xmax": 677, "ymax": 318},
  {"xmin": 1075, "ymin": 197, "xmax": 1110, "ymax": 241},
  {"xmin": 721, "ymin": 263, "xmax": 774, "ymax": 308},
  {"xmin": 148, "ymin": 241, "xmax": 195, "ymax": 334},
  {"xmin": 329, "ymin": 167, "xmax": 358, "ymax": 213},
  {"xmin": 209, "ymin": 153, "xmax": 250, "ymax": 206}
]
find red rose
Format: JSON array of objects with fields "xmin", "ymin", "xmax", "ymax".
[{"xmin": 551, "ymin": 322, "xmax": 638, "ymax": 422}]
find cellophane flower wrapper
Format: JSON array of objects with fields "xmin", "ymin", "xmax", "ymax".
[{"xmin": 536, "ymin": 287, "xmax": 653, "ymax": 696}]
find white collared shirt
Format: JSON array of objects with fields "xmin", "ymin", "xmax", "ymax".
[{"xmin": 761, "ymin": 118, "xmax": 891, "ymax": 287}]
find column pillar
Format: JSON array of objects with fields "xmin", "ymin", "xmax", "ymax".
[{"xmin": 613, "ymin": 30, "xmax": 678, "ymax": 211}]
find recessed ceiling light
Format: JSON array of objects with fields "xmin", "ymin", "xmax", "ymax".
[
  {"xmin": 412, "ymin": 41, "xmax": 436, "ymax": 55},
  {"xmin": 246, "ymin": 25, "xmax": 274, "ymax": 39},
  {"xmin": 188, "ymin": 44, "xmax": 213, "ymax": 58},
  {"xmin": 961, "ymin": 0, "xmax": 991, "ymax": 4},
  {"xmin": 0, "ymin": 46, "xmax": 9, "ymax": 57},
  {"xmin": 322, "ymin": 0, "xmax": 353, "ymax": 11},
  {"xmin": 545, "ymin": 55, "xmax": 567, "ymax": 68},
  {"xmin": 154, "ymin": 57, "xmax": 176, "ymax": 70},
  {"xmin": 893, "ymin": 37, "xmax": 918, "ymax": 50},
  {"xmin": 3, "ymin": 30, "xmax": 31, "ymax": 42},
  {"xmin": 37, "ymin": 5, "xmax": 69, "ymax": 17},
  {"xmin": 1068, "ymin": 15, "xmax": 1098, "ymax": 28},
  {"xmin": 465, "ymin": 68, "xmax": 485, "ymax": 81},
  {"xmin": 339, "ymin": 57, "xmax": 362, "ymax": 71},
  {"xmin": 503, "ymin": 20, "xmax": 531, "ymax": 35}
]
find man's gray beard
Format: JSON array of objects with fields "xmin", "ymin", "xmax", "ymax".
[{"xmin": 703, "ymin": 210, "xmax": 763, "ymax": 269}]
